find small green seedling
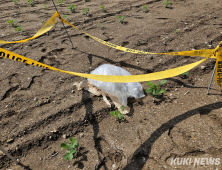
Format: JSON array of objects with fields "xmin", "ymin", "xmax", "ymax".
[
  {"xmin": 15, "ymin": 26, "xmax": 23, "ymax": 33},
  {"xmin": 175, "ymin": 29, "xmax": 179, "ymax": 33},
  {"xmin": 120, "ymin": 106, "xmax": 125, "ymax": 110},
  {"xmin": 145, "ymin": 80, "xmax": 167, "ymax": 98},
  {"xmin": 64, "ymin": 15, "xmax": 69, "ymax": 19},
  {"xmin": 111, "ymin": 106, "xmax": 124, "ymax": 120},
  {"xmin": 100, "ymin": 6, "xmax": 105, "ymax": 12},
  {"xmin": 42, "ymin": 21, "xmax": 46, "ymax": 24},
  {"xmin": 117, "ymin": 15, "xmax": 125, "ymax": 23},
  {"xmin": 68, "ymin": 4, "xmax": 76, "ymax": 13},
  {"xmin": 8, "ymin": 20, "xmax": 17, "ymax": 27},
  {"xmin": 180, "ymin": 70, "xmax": 189, "ymax": 78},
  {"xmin": 26, "ymin": 0, "xmax": 34, "ymax": 7},
  {"xmin": 42, "ymin": 4, "xmax": 47, "ymax": 9},
  {"xmin": 163, "ymin": 0, "xmax": 172, "ymax": 8},
  {"xmin": 98, "ymin": 22, "xmax": 104, "ymax": 29},
  {"xmin": 142, "ymin": 5, "xmax": 148, "ymax": 12},
  {"xmin": 82, "ymin": 8, "xmax": 89, "ymax": 16},
  {"xmin": 12, "ymin": 0, "xmax": 19, "ymax": 4},
  {"xmin": 61, "ymin": 137, "xmax": 79, "ymax": 161},
  {"xmin": 56, "ymin": 0, "xmax": 63, "ymax": 6}
]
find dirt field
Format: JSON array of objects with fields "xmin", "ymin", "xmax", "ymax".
[{"xmin": 1, "ymin": 0, "xmax": 222, "ymax": 169}]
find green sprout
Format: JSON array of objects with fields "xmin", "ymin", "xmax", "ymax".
[
  {"xmin": 42, "ymin": 4, "xmax": 47, "ymax": 9},
  {"xmin": 111, "ymin": 106, "xmax": 124, "ymax": 120},
  {"xmin": 8, "ymin": 20, "xmax": 17, "ymax": 27},
  {"xmin": 68, "ymin": 4, "xmax": 76, "ymax": 13},
  {"xmin": 12, "ymin": 0, "xmax": 19, "ymax": 4},
  {"xmin": 15, "ymin": 26, "xmax": 23, "ymax": 33},
  {"xmin": 61, "ymin": 137, "xmax": 79, "ymax": 161},
  {"xmin": 56, "ymin": 0, "xmax": 63, "ymax": 6},
  {"xmin": 142, "ymin": 5, "xmax": 148, "ymax": 12},
  {"xmin": 42, "ymin": 21, "xmax": 46, "ymax": 24},
  {"xmin": 175, "ymin": 29, "xmax": 179, "ymax": 33},
  {"xmin": 100, "ymin": 5, "xmax": 105, "ymax": 12},
  {"xmin": 120, "ymin": 106, "xmax": 125, "ymax": 110},
  {"xmin": 163, "ymin": 0, "xmax": 172, "ymax": 8},
  {"xmin": 181, "ymin": 71, "xmax": 189, "ymax": 76},
  {"xmin": 98, "ymin": 22, "xmax": 104, "ymax": 29},
  {"xmin": 64, "ymin": 15, "xmax": 69, "ymax": 19},
  {"xmin": 82, "ymin": 8, "xmax": 89, "ymax": 16},
  {"xmin": 145, "ymin": 80, "xmax": 167, "ymax": 98},
  {"xmin": 117, "ymin": 15, "xmax": 125, "ymax": 23},
  {"xmin": 180, "ymin": 70, "xmax": 189, "ymax": 78},
  {"xmin": 26, "ymin": 0, "xmax": 34, "ymax": 7}
]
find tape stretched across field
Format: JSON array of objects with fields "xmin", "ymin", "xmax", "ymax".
[
  {"xmin": 0, "ymin": 12, "xmax": 217, "ymax": 58},
  {"xmin": 0, "ymin": 12, "xmax": 222, "ymax": 86},
  {"xmin": 0, "ymin": 47, "xmax": 217, "ymax": 83}
]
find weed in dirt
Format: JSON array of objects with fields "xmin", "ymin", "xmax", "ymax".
[
  {"xmin": 180, "ymin": 70, "xmax": 189, "ymax": 79},
  {"xmin": 145, "ymin": 80, "xmax": 167, "ymax": 98},
  {"xmin": 64, "ymin": 15, "xmax": 69, "ymax": 19},
  {"xmin": 42, "ymin": 21, "xmax": 45, "ymax": 24},
  {"xmin": 68, "ymin": 4, "xmax": 76, "ymax": 13},
  {"xmin": 117, "ymin": 15, "xmax": 126, "ymax": 23},
  {"xmin": 98, "ymin": 22, "xmax": 104, "ymax": 29},
  {"xmin": 175, "ymin": 29, "xmax": 179, "ymax": 33},
  {"xmin": 12, "ymin": 0, "xmax": 19, "ymax": 4},
  {"xmin": 15, "ymin": 26, "xmax": 23, "ymax": 33},
  {"xmin": 42, "ymin": 4, "xmax": 47, "ymax": 9},
  {"xmin": 163, "ymin": 0, "xmax": 172, "ymax": 8},
  {"xmin": 142, "ymin": 5, "xmax": 148, "ymax": 12},
  {"xmin": 100, "ymin": 5, "xmax": 105, "ymax": 12},
  {"xmin": 82, "ymin": 8, "xmax": 90, "ymax": 16},
  {"xmin": 110, "ymin": 107, "xmax": 124, "ymax": 120},
  {"xmin": 56, "ymin": 0, "xmax": 63, "ymax": 6},
  {"xmin": 26, "ymin": 0, "xmax": 34, "ymax": 7},
  {"xmin": 8, "ymin": 20, "xmax": 17, "ymax": 27},
  {"xmin": 61, "ymin": 137, "xmax": 79, "ymax": 161},
  {"xmin": 120, "ymin": 106, "xmax": 125, "ymax": 111}
]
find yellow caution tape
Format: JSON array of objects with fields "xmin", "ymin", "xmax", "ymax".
[
  {"xmin": 0, "ymin": 12, "xmax": 217, "ymax": 58},
  {"xmin": 0, "ymin": 12, "xmax": 222, "ymax": 84},
  {"xmin": 0, "ymin": 47, "xmax": 215, "ymax": 83},
  {"xmin": 0, "ymin": 12, "xmax": 59, "ymax": 44},
  {"xmin": 215, "ymin": 44, "xmax": 222, "ymax": 88}
]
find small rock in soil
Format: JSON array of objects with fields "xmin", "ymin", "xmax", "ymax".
[
  {"xmin": 7, "ymin": 139, "xmax": 14, "ymax": 143},
  {"xmin": 184, "ymin": 91, "xmax": 189, "ymax": 95},
  {"xmin": 201, "ymin": 66, "xmax": 206, "ymax": 70}
]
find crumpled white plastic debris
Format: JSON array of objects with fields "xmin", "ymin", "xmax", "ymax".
[{"xmin": 74, "ymin": 64, "xmax": 145, "ymax": 114}]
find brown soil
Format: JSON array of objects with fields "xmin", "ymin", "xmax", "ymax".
[{"xmin": 1, "ymin": 0, "xmax": 222, "ymax": 169}]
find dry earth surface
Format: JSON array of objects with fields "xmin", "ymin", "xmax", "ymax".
[{"xmin": 0, "ymin": 0, "xmax": 222, "ymax": 169}]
